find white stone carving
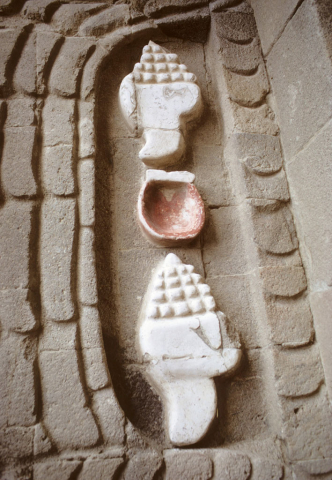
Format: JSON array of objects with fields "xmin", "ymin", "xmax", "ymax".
[
  {"xmin": 119, "ymin": 41, "xmax": 203, "ymax": 168},
  {"xmin": 138, "ymin": 169, "xmax": 205, "ymax": 247},
  {"xmin": 138, "ymin": 253, "xmax": 241, "ymax": 446}
]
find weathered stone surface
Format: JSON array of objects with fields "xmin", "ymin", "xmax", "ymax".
[
  {"xmin": 0, "ymin": 335, "xmax": 37, "ymax": 428},
  {"xmin": 144, "ymin": 0, "xmax": 208, "ymax": 18},
  {"xmin": 251, "ymin": 202, "xmax": 297, "ymax": 254},
  {"xmin": 287, "ymin": 119, "xmax": 332, "ymax": 288},
  {"xmin": 280, "ymin": 387, "xmax": 332, "ymax": 462},
  {"xmin": 78, "ymin": 227, "xmax": 98, "ymax": 306},
  {"xmin": 273, "ymin": 345, "xmax": 324, "ymax": 397},
  {"xmin": 123, "ymin": 451, "xmax": 163, "ymax": 480},
  {"xmin": 51, "ymin": 3, "xmax": 107, "ymax": 36},
  {"xmin": 0, "ymin": 0, "xmax": 21, "ymax": 15},
  {"xmin": 78, "ymin": 5, "xmax": 130, "ymax": 37},
  {"xmin": 0, "ymin": 427, "xmax": 34, "ymax": 459},
  {"xmin": 78, "ymin": 458, "xmax": 124, "ymax": 480},
  {"xmin": 22, "ymin": 0, "xmax": 60, "ymax": 22},
  {"xmin": 82, "ymin": 347, "xmax": 110, "ymax": 391},
  {"xmin": 13, "ymin": 32, "xmax": 36, "ymax": 95},
  {"xmin": 208, "ymin": 274, "xmax": 259, "ymax": 348},
  {"xmin": 164, "ymin": 450, "xmax": 213, "ymax": 480},
  {"xmin": 213, "ymin": 11, "xmax": 257, "ymax": 42},
  {"xmin": 43, "ymin": 96, "xmax": 75, "ymax": 147},
  {"xmin": 224, "ymin": 64, "xmax": 269, "ymax": 106},
  {"xmin": 0, "ymin": 28, "xmax": 24, "ymax": 96},
  {"xmin": 267, "ymin": 0, "xmax": 332, "ymax": 161},
  {"xmin": 39, "ymin": 349, "xmax": 99, "ymax": 450},
  {"xmin": 78, "ymin": 159, "xmax": 95, "ymax": 226},
  {"xmin": 310, "ymin": 288, "xmax": 332, "ymax": 401},
  {"xmin": 40, "ymin": 198, "xmax": 76, "ymax": 322},
  {"xmin": 39, "ymin": 321, "xmax": 78, "ymax": 351},
  {"xmin": 296, "ymin": 458, "xmax": 332, "ymax": 476},
  {"xmin": 250, "ymin": 458, "xmax": 283, "ymax": 480},
  {"xmin": 231, "ymin": 103, "xmax": 279, "ymax": 136},
  {"xmin": 213, "ymin": 450, "xmax": 251, "ymax": 479},
  {"xmin": 43, "ymin": 145, "xmax": 75, "ymax": 196},
  {"xmin": 79, "ymin": 101, "xmax": 95, "ymax": 159},
  {"xmin": 0, "ymin": 464, "xmax": 33, "ymax": 480},
  {"xmin": 260, "ymin": 266, "xmax": 307, "ymax": 297},
  {"xmin": 232, "ymin": 133, "xmax": 283, "ymax": 175},
  {"xmin": 217, "ymin": 37, "xmax": 262, "ymax": 73},
  {"xmin": 92, "ymin": 388, "xmax": 125, "ymax": 445},
  {"xmin": 36, "ymin": 32, "xmax": 62, "ymax": 95},
  {"xmin": 2, "ymin": 127, "xmax": 37, "ymax": 197},
  {"xmin": 203, "ymin": 206, "xmax": 247, "ymax": 277},
  {"xmin": 34, "ymin": 461, "xmax": 82, "ymax": 480},
  {"xmin": 0, "ymin": 201, "xmax": 33, "ymax": 289},
  {"xmin": 242, "ymin": 168, "xmax": 289, "ymax": 201},
  {"xmin": 156, "ymin": 8, "xmax": 211, "ymax": 44},
  {"xmin": 6, "ymin": 98, "xmax": 35, "ymax": 127},
  {"xmin": 81, "ymin": 45, "xmax": 108, "ymax": 101},
  {"xmin": 265, "ymin": 295, "xmax": 314, "ymax": 347},
  {"xmin": 33, "ymin": 423, "xmax": 53, "ymax": 456},
  {"xmin": 49, "ymin": 38, "xmax": 95, "ymax": 98},
  {"xmin": 0, "ymin": 289, "xmax": 38, "ymax": 333},
  {"xmin": 80, "ymin": 306, "xmax": 103, "ymax": 349}
]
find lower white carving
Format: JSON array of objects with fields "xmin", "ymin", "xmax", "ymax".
[{"xmin": 138, "ymin": 253, "xmax": 241, "ymax": 446}]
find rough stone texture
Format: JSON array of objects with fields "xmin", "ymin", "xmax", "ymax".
[
  {"xmin": 203, "ymin": 207, "xmax": 247, "ymax": 277},
  {"xmin": 212, "ymin": 450, "xmax": 251, "ymax": 479},
  {"xmin": 0, "ymin": 427, "xmax": 34, "ymax": 459},
  {"xmin": 13, "ymin": 32, "xmax": 36, "ymax": 95},
  {"xmin": 164, "ymin": 450, "xmax": 213, "ymax": 480},
  {"xmin": 80, "ymin": 45, "xmax": 108, "ymax": 101},
  {"xmin": 2, "ymin": 127, "xmax": 37, "ymax": 197},
  {"xmin": 0, "ymin": 334, "xmax": 37, "ymax": 428},
  {"xmin": 242, "ymin": 168, "xmax": 289, "ymax": 201},
  {"xmin": 267, "ymin": 0, "xmax": 332, "ymax": 161},
  {"xmin": 223, "ymin": 64, "xmax": 269, "ymax": 106},
  {"xmin": 82, "ymin": 347, "xmax": 110, "ymax": 391},
  {"xmin": 287, "ymin": 119, "xmax": 332, "ymax": 289},
  {"xmin": 78, "ymin": 458, "xmax": 124, "ymax": 480},
  {"xmin": 36, "ymin": 32, "xmax": 62, "ymax": 96},
  {"xmin": 40, "ymin": 198, "xmax": 76, "ymax": 322},
  {"xmin": 78, "ymin": 5, "xmax": 130, "ymax": 37},
  {"xmin": 123, "ymin": 451, "xmax": 163, "ymax": 480},
  {"xmin": 213, "ymin": 12, "xmax": 257, "ymax": 42},
  {"xmin": 80, "ymin": 306, "xmax": 103, "ymax": 349},
  {"xmin": 22, "ymin": 0, "xmax": 61, "ymax": 22},
  {"xmin": 6, "ymin": 98, "xmax": 35, "ymax": 127},
  {"xmin": 156, "ymin": 8, "xmax": 211, "ymax": 44},
  {"xmin": 33, "ymin": 423, "xmax": 53, "ymax": 456},
  {"xmin": 251, "ymin": 0, "xmax": 302, "ymax": 55},
  {"xmin": 51, "ymin": 3, "xmax": 107, "ymax": 36},
  {"xmin": 273, "ymin": 345, "xmax": 324, "ymax": 397},
  {"xmin": 144, "ymin": 0, "xmax": 208, "ymax": 18},
  {"xmin": 39, "ymin": 321, "xmax": 78, "ymax": 351},
  {"xmin": 260, "ymin": 266, "xmax": 307, "ymax": 297},
  {"xmin": 0, "ymin": 201, "xmax": 33, "ymax": 289},
  {"xmin": 78, "ymin": 227, "xmax": 98, "ymax": 306},
  {"xmin": 43, "ymin": 96, "xmax": 75, "ymax": 147},
  {"xmin": 92, "ymin": 388, "xmax": 125, "ymax": 445},
  {"xmin": 0, "ymin": 289, "xmax": 38, "ymax": 333},
  {"xmin": 78, "ymin": 159, "xmax": 95, "ymax": 226},
  {"xmin": 231, "ymin": 103, "xmax": 279, "ymax": 136},
  {"xmin": 265, "ymin": 295, "xmax": 314, "ymax": 347},
  {"xmin": 33, "ymin": 461, "xmax": 82, "ymax": 480},
  {"xmin": 217, "ymin": 37, "xmax": 262, "ymax": 73},
  {"xmin": 310, "ymin": 289, "xmax": 332, "ymax": 401},
  {"xmin": 79, "ymin": 101, "xmax": 95, "ymax": 159},
  {"xmin": 0, "ymin": 27, "xmax": 24, "ymax": 96},
  {"xmin": 42, "ymin": 145, "xmax": 74, "ymax": 196},
  {"xmin": 49, "ymin": 37, "xmax": 95, "ymax": 98},
  {"xmin": 39, "ymin": 349, "xmax": 99, "ymax": 450},
  {"xmin": 250, "ymin": 458, "xmax": 283, "ymax": 480}
]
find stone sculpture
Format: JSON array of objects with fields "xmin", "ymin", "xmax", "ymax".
[
  {"xmin": 138, "ymin": 253, "xmax": 242, "ymax": 446},
  {"xmin": 138, "ymin": 169, "xmax": 205, "ymax": 246},
  {"xmin": 119, "ymin": 41, "xmax": 203, "ymax": 167}
]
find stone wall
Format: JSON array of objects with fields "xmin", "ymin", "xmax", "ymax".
[{"xmin": 0, "ymin": 0, "xmax": 331, "ymax": 479}]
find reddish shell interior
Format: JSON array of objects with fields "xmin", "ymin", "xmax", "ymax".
[{"xmin": 142, "ymin": 181, "xmax": 205, "ymax": 239}]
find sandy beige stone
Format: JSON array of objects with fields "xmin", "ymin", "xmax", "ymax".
[
  {"xmin": 224, "ymin": 64, "xmax": 269, "ymax": 106},
  {"xmin": 260, "ymin": 266, "xmax": 307, "ymax": 297},
  {"xmin": 78, "ymin": 227, "xmax": 98, "ymax": 306},
  {"xmin": 13, "ymin": 32, "xmax": 36, "ymax": 95},
  {"xmin": 273, "ymin": 345, "xmax": 324, "ymax": 397},
  {"xmin": 80, "ymin": 306, "xmax": 103, "ymax": 349},
  {"xmin": 81, "ymin": 45, "xmax": 108, "ymax": 101},
  {"xmin": 36, "ymin": 32, "xmax": 62, "ymax": 95},
  {"xmin": 33, "ymin": 423, "xmax": 53, "ymax": 456},
  {"xmin": 92, "ymin": 388, "xmax": 125, "ymax": 445},
  {"xmin": 0, "ymin": 427, "xmax": 34, "ymax": 459},
  {"xmin": 43, "ymin": 96, "xmax": 75, "ymax": 147},
  {"xmin": 34, "ymin": 461, "xmax": 82, "ymax": 480},
  {"xmin": 51, "ymin": 3, "xmax": 107, "ymax": 36},
  {"xmin": 79, "ymin": 101, "xmax": 95, "ymax": 159},
  {"xmin": 242, "ymin": 168, "xmax": 289, "ymax": 201},
  {"xmin": 6, "ymin": 98, "xmax": 35, "ymax": 127},
  {"xmin": 22, "ymin": 0, "xmax": 61, "ymax": 21},
  {"xmin": 164, "ymin": 450, "xmax": 213, "ymax": 480},
  {"xmin": 123, "ymin": 451, "xmax": 163, "ymax": 480},
  {"xmin": 78, "ymin": 159, "xmax": 95, "ymax": 226},
  {"xmin": 217, "ymin": 37, "xmax": 262, "ymax": 73},
  {"xmin": 2, "ymin": 127, "xmax": 37, "ymax": 197},
  {"xmin": 0, "ymin": 289, "xmax": 38, "ymax": 333},
  {"xmin": 250, "ymin": 458, "xmax": 283, "ymax": 480},
  {"xmin": 0, "ymin": 28, "xmax": 23, "ymax": 96},
  {"xmin": 39, "ymin": 349, "xmax": 99, "ymax": 450},
  {"xmin": 39, "ymin": 321, "xmax": 78, "ymax": 351},
  {"xmin": 82, "ymin": 347, "xmax": 110, "ymax": 391},
  {"xmin": 232, "ymin": 103, "xmax": 279, "ymax": 136},
  {"xmin": 213, "ymin": 11, "xmax": 257, "ymax": 41},
  {"xmin": 155, "ymin": 8, "xmax": 211, "ymax": 44},
  {"xmin": 40, "ymin": 198, "xmax": 76, "ymax": 322},
  {"xmin": 79, "ymin": 4, "xmax": 130, "ymax": 37},
  {"xmin": 43, "ymin": 145, "xmax": 75, "ymax": 196},
  {"xmin": 213, "ymin": 450, "xmax": 251, "ymax": 480},
  {"xmin": 78, "ymin": 458, "xmax": 124, "ymax": 480}
]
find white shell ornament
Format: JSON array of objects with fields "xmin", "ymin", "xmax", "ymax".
[
  {"xmin": 137, "ymin": 253, "xmax": 242, "ymax": 446},
  {"xmin": 119, "ymin": 41, "xmax": 203, "ymax": 168}
]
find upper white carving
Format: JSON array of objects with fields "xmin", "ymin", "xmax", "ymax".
[
  {"xmin": 138, "ymin": 253, "xmax": 241, "ymax": 446},
  {"xmin": 119, "ymin": 41, "xmax": 203, "ymax": 168}
]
